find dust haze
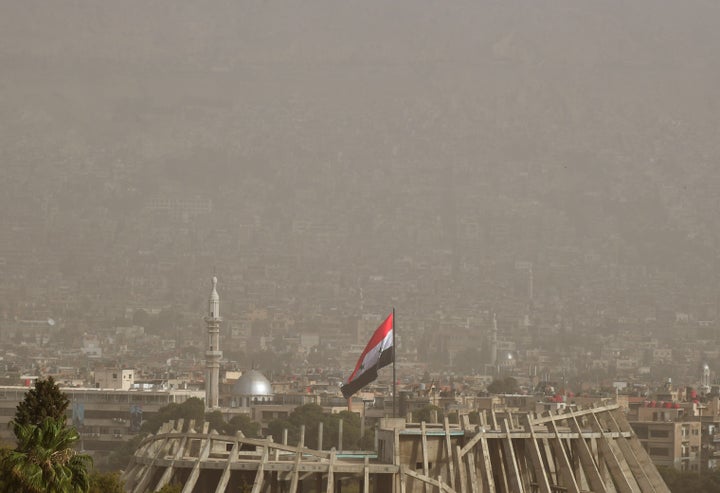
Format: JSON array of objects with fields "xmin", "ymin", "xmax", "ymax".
[{"xmin": 1, "ymin": 1, "xmax": 720, "ymax": 383}]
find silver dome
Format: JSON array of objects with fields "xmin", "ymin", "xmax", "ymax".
[{"xmin": 232, "ymin": 370, "xmax": 273, "ymax": 396}]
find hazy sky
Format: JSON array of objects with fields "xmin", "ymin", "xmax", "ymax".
[{"xmin": 1, "ymin": 1, "xmax": 720, "ymax": 319}]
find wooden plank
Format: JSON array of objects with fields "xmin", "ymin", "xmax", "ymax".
[
  {"xmin": 547, "ymin": 412, "xmax": 580, "ymax": 493},
  {"xmin": 130, "ymin": 420, "xmax": 181, "ymax": 492},
  {"xmin": 541, "ymin": 438, "xmax": 557, "ymax": 486},
  {"xmin": 421, "ymin": 421, "xmax": 430, "ymax": 493},
  {"xmin": 532, "ymin": 404, "xmax": 620, "ymax": 425},
  {"xmin": 598, "ymin": 409, "xmax": 656, "ymax": 492},
  {"xmin": 326, "ymin": 449, "xmax": 336, "ymax": 493},
  {"xmin": 394, "ymin": 427, "xmax": 401, "ymax": 493},
  {"xmin": 459, "ymin": 429, "xmax": 485, "ymax": 458},
  {"xmin": 478, "ymin": 435, "xmax": 496, "ymax": 492},
  {"xmin": 290, "ymin": 449, "xmax": 302, "ymax": 493},
  {"xmin": 403, "ymin": 467, "xmax": 457, "ymax": 492},
  {"xmin": 250, "ymin": 446, "xmax": 269, "ymax": 493},
  {"xmin": 130, "ymin": 438, "xmax": 169, "ymax": 493},
  {"xmin": 502, "ymin": 419, "xmax": 525, "ymax": 493},
  {"xmin": 154, "ymin": 435, "xmax": 190, "ymax": 492},
  {"xmin": 289, "ymin": 438, "xmax": 304, "ymax": 493},
  {"xmin": 522, "ymin": 415, "xmax": 552, "ymax": 493},
  {"xmin": 215, "ymin": 433, "xmax": 240, "ymax": 493},
  {"xmin": 566, "ymin": 412, "xmax": 606, "ymax": 493},
  {"xmin": 181, "ymin": 432, "xmax": 213, "ymax": 493},
  {"xmin": 460, "ymin": 414, "xmax": 471, "ymax": 431},
  {"xmin": 491, "ymin": 435, "xmax": 510, "ymax": 493},
  {"xmin": 610, "ymin": 408, "xmax": 670, "ymax": 493},
  {"xmin": 444, "ymin": 417, "xmax": 456, "ymax": 491},
  {"xmin": 455, "ymin": 445, "xmax": 467, "ymax": 493},
  {"xmin": 587, "ymin": 411, "xmax": 634, "ymax": 493},
  {"xmin": 466, "ymin": 449, "xmax": 480, "ymax": 493},
  {"xmin": 364, "ymin": 455, "xmax": 370, "ymax": 493}
]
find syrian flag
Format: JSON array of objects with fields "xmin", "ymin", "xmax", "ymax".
[{"xmin": 341, "ymin": 312, "xmax": 394, "ymax": 399}]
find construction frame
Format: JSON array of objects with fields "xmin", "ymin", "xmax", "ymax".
[{"xmin": 122, "ymin": 403, "xmax": 669, "ymax": 492}]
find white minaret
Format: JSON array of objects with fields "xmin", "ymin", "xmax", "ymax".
[
  {"xmin": 701, "ymin": 363, "xmax": 711, "ymax": 395},
  {"xmin": 205, "ymin": 276, "xmax": 222, "ymax": 409}
]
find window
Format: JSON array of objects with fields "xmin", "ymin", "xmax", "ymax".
[
  {"xmin": 649, "ymin": 447, "xmax": 670, "ymax": 457},
  {"xmin": 650, "ymin": 430, "xmax": 669, "ymax": 438}
]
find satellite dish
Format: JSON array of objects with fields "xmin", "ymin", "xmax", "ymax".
[{"xmin": 47, "ymin": 318, "xmax": 56, "ymax": 326}]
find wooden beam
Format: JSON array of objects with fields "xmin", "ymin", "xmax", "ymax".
[
  {"xmin": 478, "ymin": 434, "xmax": 496, "ymax": 492},
  {"xmin": 250, "ymin": 446, "xmax": 268, "ymax": 493},
  {"xmin": 531, "ymin": 404, "xmax": 620, "ymax": 425},
  {"xmin": 501, "ymin": 419, "xmax": 525, "ymax": 493},
  {"xmin": 465, "ymin": 449, "xmax": 480, "ymax": 493},
  {"xmin": 215, "ymin": 433, "xmax": 241, "ymax": 493},
  {"xmin": 547, "ymin": 412, "xmax": 580, "ymax": 493},
  {"xmin": 522, "ymin": 415, "xmax": 552, "ymax": 493},
  {"xmin": 394, "ymin": 427, "xmax": 401, "ymax": 493},
  {"xmin": 402, "ymin": 467, "xmax": 457, "ymax": 492},
  {"xmin": 566, "ymin": 412, "xmax": 607, "ymax": 493},
  {"xmin": 444, "ymin": 417, "xmax": 456, "ymax": 491},
  {"xmin": 288, "ymin": 438, "xmax": 304, "ymax": 493},
  {"xmin": 421, "ymin": 421, "xmax": 430, "ymax": 493},
  {"xmin": 326, "ymin": 449, "xmax": 336, "ymax": 493},
  {"xmin": 154, "ymin": 435, "xmax": 190, "ymax": 492},
  {"xmin": 181, "ymin": 430, "xmax": 213, "ymax": 493},
  {"xmin": 541, "ymin": 438, "xmax": 558, "ymax": 486},
  {"xmin": 455, "ymin": 445, "xmax": 467, "ymax": 493},
  {"xmin": 610, "ymin": 408, "xmax": 670, "ymax": 493},
  {"xmin": 364, "ymin": 455, "xmax": 370, "ymax": 493},
  {"xmin": 587, "ymin": 411, "xmax": 635, "ymax": 493},
  {"xmin": 598, "ymin": 409, "xmax": 656, "ymax": 492}
]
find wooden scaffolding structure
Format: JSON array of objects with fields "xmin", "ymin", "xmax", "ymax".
[{"xmin": 121, "ymin": 403, "xmax": 669, "ymax": 493}]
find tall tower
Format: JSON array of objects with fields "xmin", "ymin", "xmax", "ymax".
[
  {"xmin": 491, "ymin": 313, "xmax": 498, "ymax": 367},
  {"xmin": 205, "ymin": 276, "xmax": 222, "ymax": 409},
  {"xmin": 528, "ymin": 266, "xmax": 534, "ymax": 302}
]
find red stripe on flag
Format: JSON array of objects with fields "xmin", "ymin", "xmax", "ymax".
[{"xmin": 347, "ymin": 312, "xmax": 393, "ymax": 382}]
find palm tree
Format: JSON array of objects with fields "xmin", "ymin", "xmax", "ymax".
[{"xmin": 5, "ymin": 417, "xmax": 92, "ymax": 493}]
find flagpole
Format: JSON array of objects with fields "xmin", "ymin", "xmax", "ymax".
[{"xmin": 392, "ymin": 307, "xmax": 396, "ymax": 418}]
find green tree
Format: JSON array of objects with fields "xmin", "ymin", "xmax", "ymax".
[
  {"xmin": 14, "ymin": 377, "xmax": 70, "ymax": 427},
  {"xmin": 656, "ymin": 466, "xmax": 720, "ymax": 493},
  {"xmin": 88, "ymin": 470, "xmax": 124, "ymax": 493},
  {"xmin": 0, "ymin": 445, "xmax": 14, "ymax": 492},
  {"xmin": 266, "ymin": 404, "xmax": 366, "ymax": 450},
  {"xmin": 4, "ymin": 418, "xmax": 92, "ymax": 493},
  {"xmin": 203, "ymin": 411, "xmax": 260, "ymax": 438},
  {"xmin": 106, "ymin": 434, "xmax": 144, "ymax": 472},
  {"xmin": 154, "ymin": 482, "xmax": 182, "ymax": 493},
  {"xmin": 224, "ymin": 414, "xmax": 260, "ymax": 438},
  {"xmin": 204, "ymin": 410, "xmax": 226, "ymax": 434},
  {"xmin": 140, "ymin": 397, "xmax": 205, "ymax": 434}
]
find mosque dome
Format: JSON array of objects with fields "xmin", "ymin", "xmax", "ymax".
[{"xmin": 232, "ymin": 370, "xmax": 273, "ymax": 397}]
